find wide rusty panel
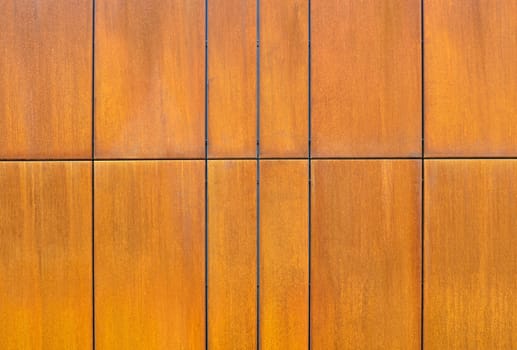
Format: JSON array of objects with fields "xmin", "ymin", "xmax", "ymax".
[
  {"xmin": 260, "ymin": 0, "xmax": 308, "ymax": 157},
  {"xmin": 424, "ymin": 160, "xmax": 517, "ymax": 348},
  {"xmin": 0, "ymin": 0, "xmax": 92, "ymax": 159},
  {"xmin": 208, "ymin": 160, "xmax": 256, "ymax": 349},
  {"xmin": 260, "ymin": 160, "xmax": 308, "ymax": 349},
  {"xmin": 312, "ymin": 0, "xmax": 421, "ymax": 157},
  {"xmin": 208, "ymin": 0, "xmax": 256, "ymax": 158},
  {"xmin": 95, "ymin": 0, "xmax": 205, "ymax": 158},
  {"xmin": 94, "ymin": 161, "xmax": 205, "ymax": 349},
  {"xmin": 0, "ymin": 162, "xmax": 92, "ymax": 349},
  {"xmin": 311, "ymin": 160, "xmax": 421, "ymax": 349},
  {"xmin": 425, "ymin": 1, "xmax": 517, "ymax": 156}
]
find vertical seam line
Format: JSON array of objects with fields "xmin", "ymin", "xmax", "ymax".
[
  {"xmin": 421, "ymin": 0, "xmax": 425, "ymax": 349},
  {"xmin": 205, "ymin": 0, "xmax": 209, "ymax": 348},
  {"xmin": 256, "ymin": 0, "xmax": 261, "ymax": 348},
  {"xmin": 91, "ymin": 0, "xmax": 96, "ymax": 348},
  {"xmin": 308, "ymin": 0, "xmax": 312, "ymax": 348}
]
